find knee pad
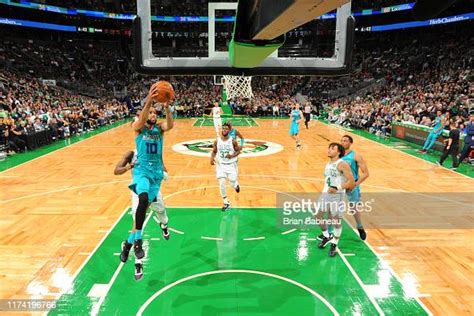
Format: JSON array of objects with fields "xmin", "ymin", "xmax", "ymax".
[{"xmin": 135, "ymin": 193, "xmax": 149, "ymax": 230}]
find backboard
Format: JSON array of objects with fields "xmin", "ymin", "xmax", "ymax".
[{"xmin": 134, "ymin": 1, "xmax": 354, "ymax": 76}]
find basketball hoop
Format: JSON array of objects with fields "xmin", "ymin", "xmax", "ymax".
[{"xmin": 223, "ymin": 75, "xmax": 253, "ymax": 100}]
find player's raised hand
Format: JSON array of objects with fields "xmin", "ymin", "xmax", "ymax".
[{"xmin": 147, "ymin": 83, "xmax": 160, "ymax": 102}]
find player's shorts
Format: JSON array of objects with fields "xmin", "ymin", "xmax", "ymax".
[
  {"xmin": 304, "ymin": 113, "xmax": 311, "ymax": 122},
  {"xmin": 131, "ymin": 191, "xmax": 163, "ymax": 219},
  {"xmin": 129, "ymin": 162, "xmax": 163, "ymax": 203},
  {"xmin": 316, "ymin": 192, "xmax": 346, "ymax": 217},
  {"xmin": 213, "ymin": 117, "xmax": 222, "ymax": 127},
  {"xmin": 346, "ymin": 186, "xmax": 361, "ymax": 203},
  {"xmin": 216, "ymin": 162, "xmax": 238, "ymax": 182},
  {"xmin": 289, "ymin": 121, "xmax": 299, "ymax": 136}
]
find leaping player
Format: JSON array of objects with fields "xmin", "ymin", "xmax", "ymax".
[
  {"xmin": 290, "ymin": 104, "xmax": 303, "ymax": 149},
  {"xmin": 211, "ymin": 122, "xmax": 241, "ymax": 212},
  {"xmin": 126, "ymin": 83, "xmax": 173, "ymax": 265},
  {"xmin": 212, "ymin": 101, "xmax": 224, "ymax": 136},
  {"xmin": 315, "ymin": 143, "xmax": 355, "ymax": 257},
  {"xmin": 114, "ymin": 148, "xmax": 170, "ymax": 280}
]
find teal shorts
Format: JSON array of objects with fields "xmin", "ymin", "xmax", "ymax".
[
  {"xmin": 129, "ymin": 162, "xmax": 163, "ymax": 203},
  {"xmin": 289, "ymin": 122, "xmax": 299, "ymax": 136}
]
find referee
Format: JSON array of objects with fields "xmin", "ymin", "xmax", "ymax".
[
  {"xmin": 438, "ymin": 121, "xmax": 460, "ymax": 169},
  {"xmin": 304, "ymin": 102, "xmax": 312, "ymax": 129}
]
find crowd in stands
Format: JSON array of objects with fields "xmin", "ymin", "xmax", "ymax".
[
  {"xmin": 128, "ymin": 76, "xmax": 220, "ymax": 117},
  {"xmin": 325, "ymin": 26, "xmax": 473, "ymax": 138},
  {"xmin": 0, "ymin": 70, "xmax": 129, "ymax": 156},
  {"xmin": 0, "ymin": 37, "xmax": 130, "ymax": 97},
  {"xmin": 126, "ymin": 75, "xmax": 306, "ymax": 118},
  {"xmin": 229, "ymin": 76, "xmax": 304, "ymax": 116}
]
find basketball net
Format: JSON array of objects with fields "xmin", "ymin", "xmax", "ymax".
[{"xmin": 223, "ymin": 75, "xmax": 253, "ymax": 99}]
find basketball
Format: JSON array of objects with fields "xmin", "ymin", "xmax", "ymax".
[{"xmin": 154, "ymin": 80, "xmax": 175, "ymax": 103}]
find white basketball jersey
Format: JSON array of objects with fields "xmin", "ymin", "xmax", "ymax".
[
  {"xmin": 323, "ymin": 159, "xmax": 346, "ymax": 193},
  {"xmin": 212, "ymin": 107, "xmax": 221, "ymax": 118},
  {"xmin": 217, "ymin": 137, "xmax": 237, "ymax": 164}
]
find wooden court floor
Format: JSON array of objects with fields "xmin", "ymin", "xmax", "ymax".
[{"xmin": 0, "ymin": 119, "xmax": 473, "ymax": 315}]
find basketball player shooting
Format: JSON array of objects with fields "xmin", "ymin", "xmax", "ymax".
[{"xmin": 127, "ymin": 82, "xmax": 174, "ymax": 262}]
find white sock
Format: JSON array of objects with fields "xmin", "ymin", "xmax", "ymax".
[{"xmin": 322, "ymin": 230, "xmax": 329, "ymax": 238}]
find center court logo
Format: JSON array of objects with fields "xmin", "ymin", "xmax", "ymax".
[{"xmin": 172, "ymin": 139, "xmax": 283, "ymax": 157}]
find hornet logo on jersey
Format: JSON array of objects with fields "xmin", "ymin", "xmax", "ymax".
[{"xmin": 142, "ymin": 133, "xmax": 162, "ymax": 142}]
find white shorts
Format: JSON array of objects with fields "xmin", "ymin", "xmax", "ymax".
[
  {"xmin": 213, "ymin": 117, "xmax": 222, "ymax": 128},
  {"xmin": 216, "ymin": 162, "xmax": 238, "ymax": 182},
  {"xmin": 131, "ymin": 191, "xmax": 164, "ymax": 219},
  {"xmin": 316, "ymin": 192, "xmax": 346, "ymax": 217}
]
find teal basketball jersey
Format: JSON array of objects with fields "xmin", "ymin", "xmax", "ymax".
[
  {"xmin": 432, "ymin": 115, "xmax": 444, "ymax": 133},
  {"xmin": 229, "ymin": 128, "xmax": 237, "ymax": 140},
  {"xmin": 135, "ymin": 125, "xmax": 164, "ymax": 165},
  {"xmin": 291, "ymin": 110, "xmax": 300, "ymax": 122},
  {"xmin": 342, "ymin": 150, "xmax": 359, "ymax": 181}
]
